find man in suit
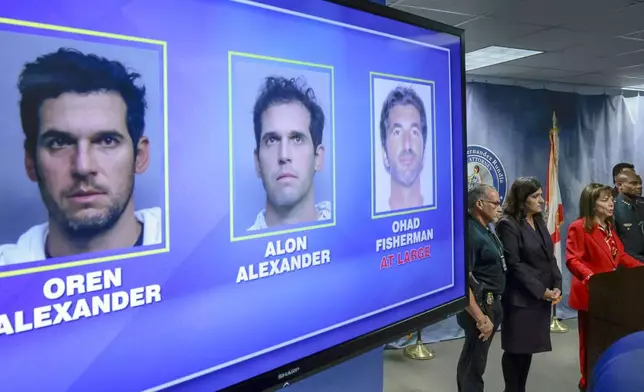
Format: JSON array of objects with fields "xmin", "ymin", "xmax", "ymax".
[
  {"xmin": 457, "ymin": 184, "xmax": 505, "ymax": 392},
  {"xmin": 614, "ymin": 170, "xmax": 644, "ymax": 263}
]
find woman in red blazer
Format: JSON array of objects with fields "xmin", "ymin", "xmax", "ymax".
[{"xmin": 565, "ymin": 183, "xmax": 642, "ymax": 391}]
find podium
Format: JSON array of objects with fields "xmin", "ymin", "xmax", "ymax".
[{"xmin": 586, "ymin": 266, "xmax": 644, "ymax": 381}]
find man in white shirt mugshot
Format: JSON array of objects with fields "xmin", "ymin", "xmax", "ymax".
[
  {"xmin": 0, "ymin": 48, "xmax": 162, "ymax": 266},
  {"xmin": 248, "ymin": 76, "xmax": 331, "ymax": 231},
  {"xmin": 379, "ymin": 86, "xmax": 428, "ymax": 212}
]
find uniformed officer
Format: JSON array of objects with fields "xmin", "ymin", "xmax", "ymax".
[
  {"xmin": 614, "ymin": 171, "xmax": 644, "ymax": 263},
  {"xmin": 457, "ymin": 184, "xmax": 506, "ymax": 392},
  {"xmin": 611, "ymin": 162, "xmax": 635, "ymax": 198}
]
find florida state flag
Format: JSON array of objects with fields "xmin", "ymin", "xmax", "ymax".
[{"xmin": 546, "ymin": 112, "xmax": 564, "ymax": 272}]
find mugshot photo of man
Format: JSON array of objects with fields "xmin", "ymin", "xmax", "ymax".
[
  {"xmin": 248, "ymin": 76, "xmax": 331, "ymax": 231},
  {"xmin": 0, "ymin": 46, "xmax": 163, "ymax": 266},
  {"xmin": 373, "ymin": 80, "xmax": 434, "ymax": 214}
]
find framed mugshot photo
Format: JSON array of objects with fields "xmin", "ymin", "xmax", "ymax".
[
  {"xmin": 228, "ymin": 52, "xmax": 336, "ymax": 242},
  {"xmin": 0, "ymin": 25, "xmax": 168, "ymax": 271},
  {"xmin": 371, "ymin": 73, "xmax": 436, "ymax": 219}
]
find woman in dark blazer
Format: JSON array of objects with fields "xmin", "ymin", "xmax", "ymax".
[{"xmin": 496, "ymin": 177, "xmax": 563, "ymax": 392}]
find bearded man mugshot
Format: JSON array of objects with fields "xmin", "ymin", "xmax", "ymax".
[
  {"xmin": 375, "ymin": 83, "xmax": 432, "ymax": 214},
  {"xmin": 0, "ymin": 47, "xmax": 162, "ymax": 266},
  {"xmin": 248, "ymin": 76, "xmax": 331, "ymax": 231}
]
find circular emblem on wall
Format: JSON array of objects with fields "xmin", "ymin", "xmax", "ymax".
[{"xmin": 466, "ymin": 144, "xmax": 508, "ymax": 201}]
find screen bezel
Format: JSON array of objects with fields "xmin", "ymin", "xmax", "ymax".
[{"xmin": 221, "ymin": 1, "xmax": 468, "ymax": 390}]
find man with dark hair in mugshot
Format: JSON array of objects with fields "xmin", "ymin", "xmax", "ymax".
[
  {"xmin": 248, "ymin": 76, "xmax": 331, "ymax": 231},
  {"xmin": 0, "ymin": 48, "xmax": 162, "ymax": 266},
  {"xmin": 380, "ymin": 85, "xmax": 428, "ymax": 211}
]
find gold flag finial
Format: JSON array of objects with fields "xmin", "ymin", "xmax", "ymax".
[{"xmin": 552, "ymin": 111, "xmax": 557, "ymax": 129}]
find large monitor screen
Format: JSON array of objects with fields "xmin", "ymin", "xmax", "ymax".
[{"xmin": 0, "ymin": 0, "xmax": 466, "ymax": 391}]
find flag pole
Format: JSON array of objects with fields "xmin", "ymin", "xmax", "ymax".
[
  {"xmin": 402, "ymin": 329, "xmax": 436, "ymax": 360},
  {"xmin": 550, "ymin": 304, "xmax": 568, "ymax": 333},
  {"xmin": 548, "ymin": 111, "xmax": 569, "ymax": 334}
]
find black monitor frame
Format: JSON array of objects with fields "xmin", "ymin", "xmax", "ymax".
[{"xmin": 221, "ymin": 1, "xmax": 468, "ymax": 391}]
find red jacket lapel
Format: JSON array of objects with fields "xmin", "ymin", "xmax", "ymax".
[{"xmin": 590, "ymin": 225, "xmax": 617, "ymax": 268}]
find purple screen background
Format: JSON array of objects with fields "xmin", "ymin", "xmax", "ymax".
[{"xmin": 0, "ymin": 0, "xmax": 465, "ymax": 391}]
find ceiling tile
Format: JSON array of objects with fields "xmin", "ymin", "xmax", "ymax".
[
  {"xmin": 489, "ymin": 1, "xmax": 573, "ymax": 26},
  {"xmin": 466, "ymin": 64, "xmax": 534, "ymax": 76},
  {"xmin": 565, "ymin": 4, "xmax": 644, "ymax": 35},
  {"xmin": 506, "ymin": 52, "xmax": 613, "ymax": 73},
  {"xmin": 565, "ymin": 73, "xmax": 644, "ymax": 88},
  {"xmin": 600, "ymin": 51, "xmax": 644, "ymax": 71},
  {"xmin": 622, "ymin": 30, "xmax": 644, "ymax": 40},
  {"xmin": 394, "ymin": 0, "xmax": 518, "ymax": 17},
  {"xmin": 507, "ymin": 28, "xmax": 600, "ymax": 52},
  {"xmin": 392, "ymin": 0, "xmax": 644, "ymax": 87},
  {"xmin": 562, "ymin": 37, "xmax": 644, "ymax": 58},
  {"xmin": 489, "ymin": 0, "xmax": 635, "ymax": 26},
  {"xmin": 465, "ymin": 41, "xmax": 489, "ymax": 53},
  {"xmin": 615, "ymin": 63, "xmax": 644, "ymax": 78},
  {"xmin": 521, "ymin": 68, "xmax": 583, "ymax": 80},
  {"xmin": 565, "ymin": 74, "xmax": 620, "ymax": 87},
  {"xmin": 459, "ymin": 17, "xmax": 548, "ymax": 43},
  {"xmin": 393, "ymin": 5, "xmax": 477, "ymax": 26}
]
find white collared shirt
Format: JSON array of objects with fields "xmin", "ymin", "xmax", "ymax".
[
  {"xmin": 0, "ymin": 207, "xmax": 162, "ymax": 266},
  {"xmin": 248, "ymin": 201, "xmax": 332, "ymax": 231}
]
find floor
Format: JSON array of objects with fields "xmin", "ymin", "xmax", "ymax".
[{"xmin": 384, "ymin": 319, "xmax": 580, "ymax": 392}]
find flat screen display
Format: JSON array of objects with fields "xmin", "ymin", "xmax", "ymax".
[{"xmin": 0, "ymin": 0, "xmax": 466, "ymax": 390}]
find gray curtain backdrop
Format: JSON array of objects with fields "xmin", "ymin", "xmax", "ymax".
[{"xmin": 391, "ymin": 82, "xmax": 644, "ymax": 346}]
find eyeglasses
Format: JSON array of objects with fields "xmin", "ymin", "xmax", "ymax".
[{"xmin": 480, "ymin": 199, "xmax": 502, "ymax": 207}]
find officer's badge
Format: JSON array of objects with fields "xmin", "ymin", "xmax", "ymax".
[{"xmin": 486, "ymin": 292, "xmax": 494, "ymax": 305}]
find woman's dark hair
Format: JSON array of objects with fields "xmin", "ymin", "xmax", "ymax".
[
  {"xmin": 502, "ymin": 176, "xmax": 542, "ymax": 219},
  {"xmin": 578, "ymin": 183, "xmax": 614, "ymax": 232}
]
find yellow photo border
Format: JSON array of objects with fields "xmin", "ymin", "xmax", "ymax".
[
  {"xmin": 370, "ymin": 71, "xmax": 438, "ymax": 220},
  {"xmin": 0, "ymin": 17, "xmax": 170, "ymax": 278},
  {"xmin": 228, "ymin": 51, "xmax": 336, "ymax": 242}
]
